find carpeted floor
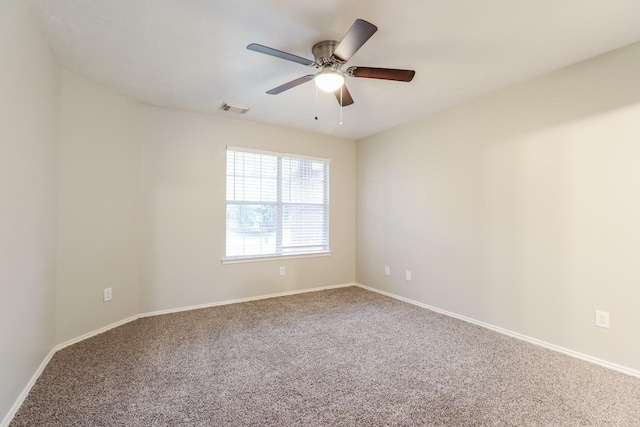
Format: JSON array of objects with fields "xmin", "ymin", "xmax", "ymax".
[{"xmin": 11, "ymin": 286, "xmax": 640, "ymax": 426}]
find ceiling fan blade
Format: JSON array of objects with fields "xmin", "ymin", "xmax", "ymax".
[
  {"xmin": 334, "ymin": 85, "xmax": 354, "ymax": 106},
  {"xmin": 349, "ymin": 67, "xmax": 415, "ymax": 82},
  {"xmin": 247, "ymin": 43, "xmax": 315, "ymax": 67},
  {"xmin": 266, "ymin": 75, "xmax": 314, "ymax": 94},
  {"xmin": 332, "ymin": 19, "xmax": 378, "ymax": 63}
]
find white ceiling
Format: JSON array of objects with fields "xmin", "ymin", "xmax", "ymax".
[{"xmin": 29, "ymin": 0, "xmax": 640, "ymax": 140}]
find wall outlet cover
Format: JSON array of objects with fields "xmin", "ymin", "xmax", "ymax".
[{"xmin": 595, "ymin": 310, "xmax": 610, "ymax": 328}]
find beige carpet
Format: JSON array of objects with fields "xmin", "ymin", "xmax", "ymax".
[{"xmin": 11, "ymin": 286, "xmax": 640, "ymax": 426}]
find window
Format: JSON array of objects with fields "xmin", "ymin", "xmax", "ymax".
[{"xmin": 225, "ymin": 147, "xmax": 330, "ymax": 260}]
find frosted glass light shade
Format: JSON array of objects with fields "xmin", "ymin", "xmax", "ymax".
[{"xmin": 314, "ymin": 71, "xmax": 345, "ymax": 92}]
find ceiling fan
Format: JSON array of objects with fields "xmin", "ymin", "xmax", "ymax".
[{"xmin": 247, "ymin": 19, "xmax": 415, "ymax": 107}]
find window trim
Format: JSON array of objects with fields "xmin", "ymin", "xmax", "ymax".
[
  {"xmin": 226, "ymin": 146, "xmax": 330, "ymax": 164},
  {"xmin": 221, "ymin": 251, "xmax": 332, "ymax": 264},
  {"xmin": 223, "ymin": 146, "xmax": 330, "ymax": 263}
]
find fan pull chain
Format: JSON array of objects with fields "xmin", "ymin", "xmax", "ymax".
[
  {"xmin": 314, "ymin": 85, "xmax": 318, "ymax": 121},
  {"xmin": 339, "ymin": 86, "xmax": 343, "ymax": 126}
]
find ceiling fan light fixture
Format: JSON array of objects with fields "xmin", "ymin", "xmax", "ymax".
[{"xmin": 314, "ymin": 70, "xmax": 345, "ymax": 92}]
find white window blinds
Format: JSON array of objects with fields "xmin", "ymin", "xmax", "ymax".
[{"xmin": 226, "ymin": 147, "xmax": 330, "ymax": 259}]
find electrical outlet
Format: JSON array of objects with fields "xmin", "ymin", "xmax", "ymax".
[
  {"xmin": 103, "ymin": 287, "xmax": 112, "ymax": 302},
  {"xmin": 279, "ymin": 266, "xmax": 286, "ymax": 276},
  {"xmin": 384, "ymin": 266, "xmax": 390, "ymax": 276},
  {"xmin": 405, "ymin": 270, "xmax": 412, "ymax": 281},
  {"xmin": 595, "ymin": 310, "xmax": 609, "ymax": 328}
]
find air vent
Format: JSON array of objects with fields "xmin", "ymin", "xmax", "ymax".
[{"xmin": 220, "ymin": 102, "xmax": 250, "ymax": 114}]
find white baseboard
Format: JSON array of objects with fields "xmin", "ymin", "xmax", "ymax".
[
  {"xmin": 355, "ymin": 283, "xmax": 640, "ymax": 379},
  {"xmin": 1, "ymin": 282, "xmax": 356, "ymax": 426},
  {"xmin": 1, "ymin": 348, "xmax": 56, "ymax": 427},
  {"xmin": 139, "ymin": 283, "xmax": 356, "ymax": 318},
  {"xmin": 55, "ymin": 315, "xmax": 140, "ymax": 352}
]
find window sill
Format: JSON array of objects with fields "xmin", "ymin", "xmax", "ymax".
[{"xmin": 221, "ymin": 251, "xmax": 332, "ymax": 264}]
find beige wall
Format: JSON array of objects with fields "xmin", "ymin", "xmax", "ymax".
[
  {"xmin": 0, "ymin": 0, "xmax": 59, "ymax": 421},
  {"xmin": 356, "ymin": 42, "xmax": 640, "ymax": 371},
  {"xmin": 56, "ymin": 69, "xmax": 142, "ymax": 344},
  {"xmin": 140, "ymin": 106, "xmax": 356, "ymax": 312}
]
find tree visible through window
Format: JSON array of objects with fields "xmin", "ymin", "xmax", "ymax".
[{"xmin": 225, "ymin": 147, "xmax": 329, "ymax": 259}]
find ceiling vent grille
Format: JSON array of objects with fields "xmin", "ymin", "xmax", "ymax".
[{"xmin": 220, "ymin": 102, "xmax": 250, "ymax": 114}]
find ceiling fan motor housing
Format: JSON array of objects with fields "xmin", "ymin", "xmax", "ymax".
[{"xmin": 312, "ymin": 40, "xmax": 342, "ymax": 66}]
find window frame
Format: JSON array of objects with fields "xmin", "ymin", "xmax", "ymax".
[{"xmin": 222, "ymin": 146, "xmax": 331, "ymax": 264}]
